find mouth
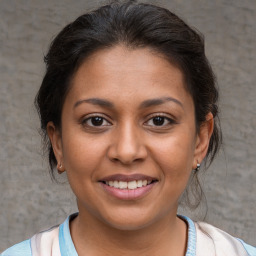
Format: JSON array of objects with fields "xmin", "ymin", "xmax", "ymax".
[
  {"xmin": 99, "ymin": 174, "xmax": 158, "ymax": 200},
  {"xmin": 101, "ymin": 180, "xmax": 157, "ymax": 190}
]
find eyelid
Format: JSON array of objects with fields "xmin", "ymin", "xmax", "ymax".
[
  {"xmin": 144, "ymin": 113, "xmax": 176, "ymax": 126},
  {"xmin": 81, "ymin": 113, "xmax": 112, "ymax": 127},
  {"xmin": 79, "ymin": 112, "xmax": 176, "ymax": 128}
]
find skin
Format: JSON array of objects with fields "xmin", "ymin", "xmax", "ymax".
[{"xmin": 48, "ymin": 45, "xmax": 213, "ymax": 256}]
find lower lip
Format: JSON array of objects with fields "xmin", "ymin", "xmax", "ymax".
[{"xmin": 100, "ymin": 182, "xmax": 157, "ymax": 200}]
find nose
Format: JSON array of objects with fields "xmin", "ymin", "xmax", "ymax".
[{"xmin": 107, "ymin": 122, "xmax": 147, "ymax": 165}]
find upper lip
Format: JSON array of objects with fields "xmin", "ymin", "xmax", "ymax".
[{"xmin": 99, "ymin": 174, "xmax": 158, "ymax": 182}]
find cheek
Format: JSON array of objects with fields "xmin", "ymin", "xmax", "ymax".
[
  {"xmin": 151, "ymin": 133, "xmax": 196, "ymax": 170},
  {"xmin": 61, "ymin": 131, "xmax": 106, "ymax": 178},
  {"xmin": 61, "ymin": 134, "xmax": 104, "ymax": 202},
  {"xmin": 150, "ymin": 134, "xmax": 195, "ymax": 190}
]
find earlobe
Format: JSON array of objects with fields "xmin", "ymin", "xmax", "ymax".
[
  {"xmin": 47, "ymin": 121, "xmax": 64, "ymax": 172},
  {"xmin": 193, "ymin": 112, "xmax": 214, "ymax": 168}
]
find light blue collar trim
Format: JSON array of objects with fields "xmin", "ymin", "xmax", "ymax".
[
  {"xmin": 178, "ymin": 215, "xmax": 197, "ymax": 256},
  {"xmin": 58, "ymin": 213, "xmax": 196, "ymax": 256},
  {"xmin": 59, "ymin": 213, "xmax": 78, "ymax": 256}
]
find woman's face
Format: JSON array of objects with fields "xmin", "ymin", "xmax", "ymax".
[{"xmin": 48, "ymin": 46, "xmax": 211, "ymax": 230}]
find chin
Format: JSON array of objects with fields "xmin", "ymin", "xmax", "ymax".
[
  {"xmin": 105, "ymin": 218, "xmax": 153, "ymax": 231},
  {"xmin": 99, "ymin": 208, "xmax": 159, "ymax": 231}
]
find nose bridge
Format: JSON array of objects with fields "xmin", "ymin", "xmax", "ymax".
[{"xmin": 108, "ymin": 119, "xmax": 147, "ymax": 164}]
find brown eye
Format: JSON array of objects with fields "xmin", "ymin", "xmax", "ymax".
[
  {"xmin": 91, "ymin": 117, "xmax": 104, "ymax": 126},
  {"xmin": 82, "ymin": 116, "xmax": 111, "ymax": 127},
  {"xmin": 152, "ymin": 116, "xmax": 165, "ymax": 126},
  {"xmin": 145, "ymin": 115, "xmax": 175, "ymax": 127}
]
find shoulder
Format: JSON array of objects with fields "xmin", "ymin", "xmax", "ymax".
[
  {"xmin": 238, "ymin": 239, "xmax": 256, "ymax": 256},
  {"xmin": 195, "ymin": 221, "xmax": 256, "ymax": 256},
  {"xmin": 1, "ymin": 214, "xmax": 77, "ymax": 256},
  {"xmin": 1, "ymin": 239, "xmax": 32, "ymax": 256},
  {"xmin": 30, "ymin": 225, "xmax": 61, "ymax": 255},
  {"xmin": 1, "ymin": 225, "xmax": 61, "ymax": 256}
]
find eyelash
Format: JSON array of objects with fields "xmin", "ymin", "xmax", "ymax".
[
  {"xmin": 81, "ymin": 113, "xmax": 175, "ymax": 128},
  {"xmin": 81, "ymin": 115, "xmax": 111, "ymax": 127},
  {"xmin": 144, "ymin": 114, "xmax": 175, "ymax": 127}
]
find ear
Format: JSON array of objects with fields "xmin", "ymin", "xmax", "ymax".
[
  {"xmin": 193, "ymin": 112, "xmax": 214, "ymax": 169},
  {"xmin": 47, "ymin": 121, "xmax": 65, "ymax": 173}
]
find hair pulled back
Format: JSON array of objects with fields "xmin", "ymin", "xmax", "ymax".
[{"xmin": 35, "ymin": 0, "xmax": 222, "ymax": 208}]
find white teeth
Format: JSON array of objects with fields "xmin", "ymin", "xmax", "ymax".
[
  {"xmin": 105, "ymin": 180, "xmax": 153, "ymax": 189},
  {"xmin": 137, "ymin": 180, "xmax": 142, "ymax": 188},
  {"xmin": 128, "ymin": 181, "xmax": 137, "ymax": 190},
  {"xmin": 119, "ymin": 181, "xmax": 128, "ymax": 189},
  {"xmin": 142, "ymin": 180, "xmax": 147, "ymax": 186},
  {"xmin": 113, "ymin": 181, "xmax": 119, "ymax": 188}
]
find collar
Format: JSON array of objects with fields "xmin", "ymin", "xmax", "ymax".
[{"xmin": 59, "ymin": 213, "xmax": 196, "ymax": 256}]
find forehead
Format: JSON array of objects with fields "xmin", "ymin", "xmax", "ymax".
[{"xmin": 66, "ymin": 45, "xmax": 193, "ymax": 109}]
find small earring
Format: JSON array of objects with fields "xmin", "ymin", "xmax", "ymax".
[
  {"xmin": 195, "ymin": 163, "xmax": 200, "ymax": 172},
  {"xmin": 57, "ymin": 162, "xmax": 64, "ymax": 174}
]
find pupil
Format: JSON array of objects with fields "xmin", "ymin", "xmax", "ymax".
[
  {"xmin": 92, "ymin": 117, "xmax": 103, "ymax": 126},
  {"xmin": 153, "ymin": 116, "xmax": 164, "ymax": 126}
]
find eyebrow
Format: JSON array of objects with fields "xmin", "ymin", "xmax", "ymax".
[
  {"xmin": 74, "ymin": 97, "xmax": 183, "ymax": 109},
  {"xmin": 74, "ymin": 98, "xmax": 114, "ymax": 109},
  {"xmin": 139, "ymin": 97, "xmax": 183, "ymax": 109}
]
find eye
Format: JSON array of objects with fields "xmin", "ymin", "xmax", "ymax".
[
  {"xmin": 82, "ymin": 116, "xmax": 111, "ymax": 127},
  {"xmin": 145, "ymin": 115, "xmax": 174, "ymax": 127}
]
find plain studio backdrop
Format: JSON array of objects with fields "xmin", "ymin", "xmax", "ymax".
[{"xmin": 0, "ymin": 0, "xmax": 255, "ymax": 251}]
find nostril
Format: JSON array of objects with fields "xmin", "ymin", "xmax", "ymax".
[{"xmin": 111, "ymin": 157, "xmax": 120, "ymax": 163}]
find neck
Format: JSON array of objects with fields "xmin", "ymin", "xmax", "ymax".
[{"xmin": 70, "ymin": 208, "xmax": 187, "ymax": 256}]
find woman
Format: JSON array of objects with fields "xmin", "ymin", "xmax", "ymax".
[{"xmin": 2, "ymin": 1, "xmax": 255, "ymax": 255}]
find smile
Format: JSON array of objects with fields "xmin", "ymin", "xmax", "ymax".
[
  {"xmin": 99, "ymin": 174, "xmax": 158, "ymax": 200},
  {"xmin": 103, "ymin": 180, "xmax": 154, "ymax": 190}
]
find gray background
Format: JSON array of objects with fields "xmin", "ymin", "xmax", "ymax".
[{"xmin": 0, "ymin": 0, "xmax": 256, "ymax": 251}]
